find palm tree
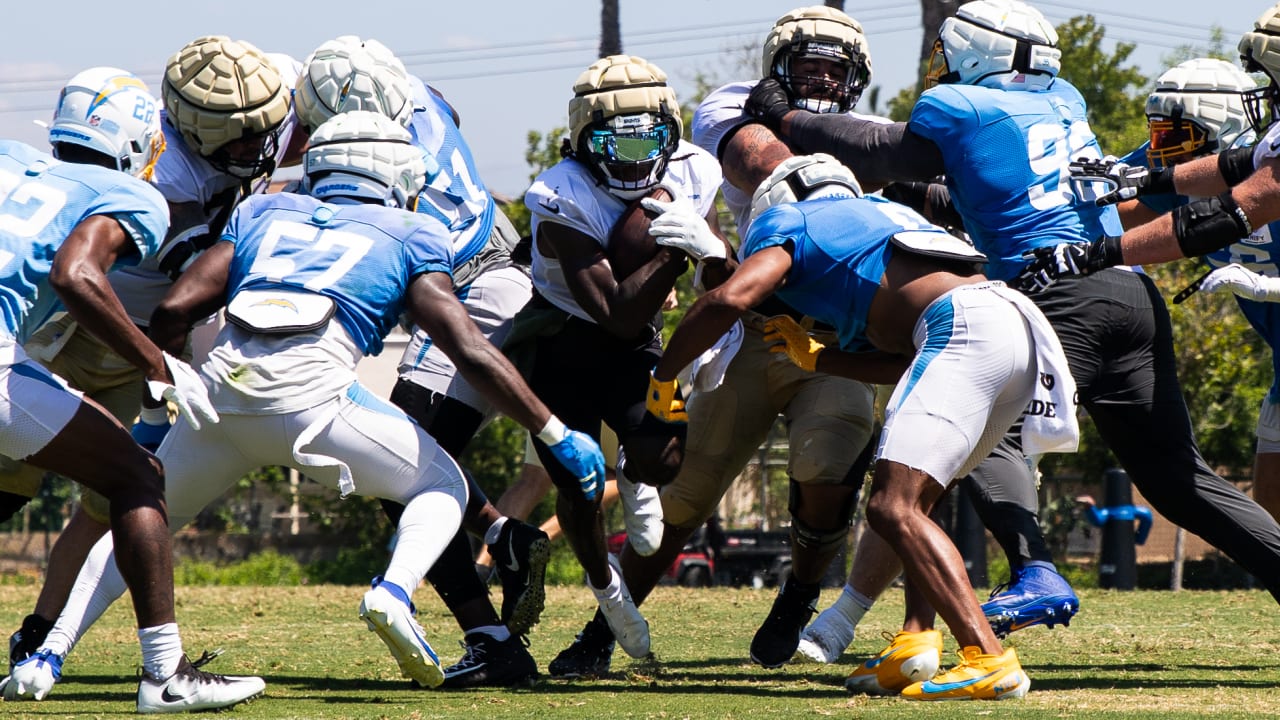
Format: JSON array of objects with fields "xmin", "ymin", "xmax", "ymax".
[{"xmin": 600, "ymin": 0, "xmax": 622, "ymax": 57}]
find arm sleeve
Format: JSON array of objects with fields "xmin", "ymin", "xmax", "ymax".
[{"xmin": 785, "ymin": 113, "xmax": 946, "ymax": 186}]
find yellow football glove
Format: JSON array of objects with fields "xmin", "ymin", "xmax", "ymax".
[
  {"xmin": 646, "ymin": 372, "xmax": 688, "ymax": 424},
  {"xmin": 763, "ymin": 315, "xmax": 825, "ymax": 372}
]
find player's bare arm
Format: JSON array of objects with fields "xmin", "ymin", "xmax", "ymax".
[
  {"xmin": 537, "ymin": 219, "xmax": 686, "ymax": 338},
  {"xmin": 405, "ymin": 270, "xmax": 553, "ymax": 433},
  {"xmin": 150, "ymin": 241, "xmax": 235, "ymax": 356},
  {"xmin": 51, "ymin": 215, "xmax": 165, "ymax": 382}
]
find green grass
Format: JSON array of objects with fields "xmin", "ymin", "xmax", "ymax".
[{"xmin": 1, "ymin": 584, "xmax": 1278, "ymax": 718}]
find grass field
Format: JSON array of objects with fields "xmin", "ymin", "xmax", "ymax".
[{"xmin": 1, "ymin": 583, "xmax": 1278, "ymax": 718}]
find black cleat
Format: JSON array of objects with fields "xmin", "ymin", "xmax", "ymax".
[
  {"xmin": 547, "ymin": 617, "xmax": 616, "ymax": 679},
  {"xmin": 491, "ymin": 521, "xmax": 551, "ymax": 636},
  {"xmin": 441, "ymin": 632, "xmax": 538, "ymax": 689},
  {"xmin": 749, "ymin": 576, "xmax": 820, "ymax": 668},
  {"xmin": 9, "ymin": 614, "xmax": 54, "ymax": 674}
]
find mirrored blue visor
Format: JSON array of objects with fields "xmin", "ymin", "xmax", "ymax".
[{"xmin": 587, "ymin": 122, "xmax": 673, "ymax": 163}]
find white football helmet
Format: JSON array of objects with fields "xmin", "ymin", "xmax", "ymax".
[
  {"xmin": 303, "ymin": 110, "xmax": 427, "ymax": 209},
  {"xmin": 295, "ymin": 36, "xmax": 413, "ymax": 133},
  {"xmin": 1145, "ymin": 58, "xmax": 1256, "ymax": 167},
  {"xmin": 761, "ymin": 6, "xmax": 872, "ymax": 113},
  {"xmin": 925, "ymin": 0, "xmax": 1060, "ymax": 90},
  {"xmin": 1239, "ymin": 3, "xmax": 1280, "ymax": 132},
  {"xmin": 568, "ymin": 55, "xmax": 682, "ymax": 199},
  {"xmin": 49, "ymin": 67, "xmax": 165, "ymax": 180},
  {"xmin": 749, "ymin": 153, "xmax": 862, "ymax": 224},
  {"xmin": 162, "ymin": 36, "xmax": 292, "ymax": 178}
]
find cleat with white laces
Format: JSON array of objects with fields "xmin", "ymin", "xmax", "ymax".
[
  {"xmin": 1, "ymin": 649, "xmax": 62, "ymax": 701},
  {"xmin": 616, "ymin": 461, "xmax": 663, "ymax": 556},
  {"xmin": 359, "ymin": 578, "xmax": 444, "ymax": 688},
  {"xmin": 795, "ymin": 604, "xmax": 856, "ymax": 663},
  {"xmin": 136, "ymin": 653, "xmax": 264, "ymax": 714},
  {"xmin": 591, "ymin": 554, "xmax": 650, "ymax": 658},
  {"xmin": 441, "ymin": 632, "xmax": 538, "ymax": 688}
]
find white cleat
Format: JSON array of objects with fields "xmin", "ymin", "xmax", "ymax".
[
  {"xmin": 616, "ymin": 463, "xmax": 663, "ymax": 556},
  {"xmin": 359, "ymin": 580, "xmax": 444, "ymax": 688},
  {"xmin": 136, "ymin": 654, "xmax": 264, "ymax": 714},
  {"xmin": 592, "ymin": 554, "xmax": 650, "ymax": 658},
  {"xmin": 794, "ymin": 605, "xmax": 857, "ymax": 663},
  {"xmin": 1, "ymin": 649, "xmax": 62, "ymax": 701}
]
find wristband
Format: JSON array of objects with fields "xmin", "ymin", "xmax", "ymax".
[
  {"xmin": 139, "ymin": 406, "xmax": 169, "ymax": 425},
  {"xmin": 1146, "ymin": 166, "xmax": 1176, "ymax": 196},
  {"xmin": 536, "ymin": 415, "xmax": 569, "ymax": 445},
  {"xmin": 1219, "ymin": 145, "xmax": 1257, "ymax": 187}
]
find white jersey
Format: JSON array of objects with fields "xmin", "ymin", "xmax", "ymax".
[
  {"xmin": 692, "ymin": 81, "xmax": 893, "ymax": 236},
  {"xmin": 108, "ymin": 53, "xmax": 302, "ymax": 327},
  {"xmin": 524, "ymin": 139, "xmax": 722, "ymax": 322}
]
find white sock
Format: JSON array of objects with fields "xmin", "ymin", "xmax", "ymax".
[
  {"xmin": 589, "ymin": 564, "xmax": 621, "ymax": 596},
  {"xmin": 483, "ymin": 516, "xmax": 508, "ymax": 547},
  {"xmin": 382, "ymin": 489, "xmax": 464, "ymax": 595},
  {"xmin": 469, "ymin": 624, "xmax": 511, "ymax": 642},
  {"xmin": 834, "ymin": 584, "xmax": 873, "ymax": 624},
  {"xmin": 43, "ymin": 534, "xmax": 128, "ymax": 658},
  {"xmin": 138, "ymin": 623, "xmax": 183, "ymax": 680}
]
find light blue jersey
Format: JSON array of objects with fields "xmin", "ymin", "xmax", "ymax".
[
  {"xmin": 406, "ymin": 78, "xmax": 496, "ymax": 281},
  {"xmin": 0, "ymin": 140, "xmax": 167, "ymax": 339},
  {"xmin": 909, "ymin": 79, "xmax": 1124, "ymax": 281},
  {"xmin": 743, "ymin": 195, "xmax": 955, "ymax": 352},
  {"xmin": 221, "ymin": 193, "xmax": 453, "ymax": 356}
]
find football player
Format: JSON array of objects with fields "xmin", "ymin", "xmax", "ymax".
[
  {"xmin": 515, "ymin": 54, "xmax": 728, "ymax": 666},
  {"xmin": 292, "ymin": 36, "xmax": 566, "ymax": 686},
  {"xmin": 748, "ymin": 0, "xmax": 1280, "ymax": 670},
  {"xmin": 4, "ymin": 36, "xmax": 299, "ymax": 676},
  {"xmin": 0, "ymin": 67, "xmax": 265, "ymax": 713},
  {"xmin": 1102, "ymin": 58, "xmax": 1280, "ymax": 527},
  {"xmin": 3, "ymin": 111, "xmax": 606, "ymax": 694},
  {"xmin": 650, "ymin": 153, "xmax": 1076, "ymax": 700}
]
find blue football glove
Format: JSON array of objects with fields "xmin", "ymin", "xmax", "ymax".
[
  {"xmin": 547, "ymin": 430, "xmax": 607, "ymax": 502},
  {"xmin": 130, "ymin": 408, "xmax": 171, "ymax": 452}
]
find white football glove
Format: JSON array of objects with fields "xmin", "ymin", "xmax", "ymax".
[
  {"xmin": 145, "ymin": 352, "xmax": 219, "ymax": 430},
  {"xmin": 1199, "ymin": 263, "xmax": 1280, "ymax": 302},
  {"xmin": 641, "ymin": 196, "xmax": 726, "ymax": 262}
]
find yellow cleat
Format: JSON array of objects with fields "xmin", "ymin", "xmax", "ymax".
[
  {"xmin": 844, "ymin": 629, "xmax": 943, "ymax": 695},
  {"xmin": 900, "ymin": 646, "xmax": 1030, "ymax": 701}
]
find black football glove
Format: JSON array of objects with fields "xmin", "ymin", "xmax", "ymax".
[
  {"xmin": 1068, "ymin": 156, "xmax": 1174, "ymax": 206},
  {"xmin": 744, "ymin": 78, "xmax": 792, "ymax": 132},
  {"xmin": 1012, "ymin": 237, "xmax": 1124, "ymax": 293}
]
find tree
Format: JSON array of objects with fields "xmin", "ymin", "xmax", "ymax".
[
  {"xmin": 600, "ymin": 0, "xmax": 622, "ymax": 57},
  {"xmin": 919, "ymin": 0, "xmax": 960, "ymax": 63},
  {"xmin": 1054, "ymin": 15, "xmax": 1149, "ymax": 155}
]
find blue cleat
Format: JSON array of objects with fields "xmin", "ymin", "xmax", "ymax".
[{"xmin": 981, "ymin": 564, "xmax": 1079, "ymax": 638}]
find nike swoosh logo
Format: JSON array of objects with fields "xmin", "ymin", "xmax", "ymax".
[
  {"xmin": 864, "ymin": 643, "xmax": 908, "ymax": 670},
  {"xmin": 540, "ymin": 199, "xmax": 561, "ymax": 214},
  {"xmin": 918, "ymin": 669, "xmax": 998, "ymax": 694},
  {"xmin": 161, "ymin": 686, "xmax": 191, "ymax": 703},
  {"xmin": 505, "ymin": 539, "xmax": 521, "ymax": 573}
]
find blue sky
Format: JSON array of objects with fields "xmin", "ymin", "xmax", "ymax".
[{"xmin": 0, "ymin": 0, "xmax": 1269, "ymax": 197}]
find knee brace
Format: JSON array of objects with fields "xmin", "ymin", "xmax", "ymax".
[{"xmin": 788, "ymin": 480, "xmax": 859, "ymax": 555}]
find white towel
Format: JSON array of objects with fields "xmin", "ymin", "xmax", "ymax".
[
  {"xmin": 989, "ymin": 285, "xmax": 1080, "ymax": 457},
  {"xmin": 688, "ymin": 320, "xmax": 744, "ymax": 392}
]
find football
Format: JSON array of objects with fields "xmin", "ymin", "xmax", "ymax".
[
  {"xmin": 606, "ymin": 186, "xmax": 673, "ymax": 280},
  {"xmin": 620, "ymin": 413, "xmax": 685, "ymax": 487}
]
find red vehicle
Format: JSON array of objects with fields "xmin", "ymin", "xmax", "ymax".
[{"xmin": 606, "ymin": 528, "xmax": 715, "ymax": 587}]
